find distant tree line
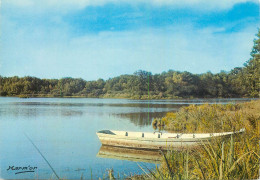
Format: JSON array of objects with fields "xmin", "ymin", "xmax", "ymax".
[{"xmin": 0, "ymin": 30, "xmax": 259, "ymax": 99}]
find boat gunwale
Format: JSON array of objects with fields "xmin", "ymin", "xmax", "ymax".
[
  {"xmin": 96, "ymin": 133, "xmax": 231, "ymax": 143},
  {"xmin": 96, "ymin": 129, "xmax": 244, "ymax": 142}
]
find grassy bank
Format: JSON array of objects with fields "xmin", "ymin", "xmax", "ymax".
[{"xmin": 138, "ymin": 100, "xmax": 260, "ymax": 179}]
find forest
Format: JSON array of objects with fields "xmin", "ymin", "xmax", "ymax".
[{"xmin": 0, "ymin": 30, "xmax": 259, "ymax": 99}]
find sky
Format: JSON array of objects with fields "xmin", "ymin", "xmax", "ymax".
[{"xmin": 0, "ymin": 0, "xmax": 259, "ymax": 80}]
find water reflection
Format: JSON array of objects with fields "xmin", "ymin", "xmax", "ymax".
[
  {"xmin": 97, "ymin": 145, "xmax": 162, "ymax": 164},
  {"xmin": 11, "ymin": 97, "xmax": 251, "ymax": 108},
  {"xmin": 0, "ymin": 107, "xmax": 84, "ymax": 118},
  {"xmin": 1, "ymin": 98, "xmax": 255, "ymax": 127},
  {"xmin": 1, "ymin": 100, "xmax": 187, "ymax": 127},
  {"xmin": 10, "ymin": 102, "xmax": 190, "ymax": 109},
  {"xmin": 112, "ymin": 111, "xmax": 173, "ymax": 126}
]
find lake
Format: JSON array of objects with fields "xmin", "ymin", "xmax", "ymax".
[{"xmin": 0, "ymin": 97, "xmax": 253, "ymax": 179}]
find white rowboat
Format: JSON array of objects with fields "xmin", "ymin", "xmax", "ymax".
[{"xmin": 96, "ymin": 129, "xmax": 245, "ymax": 150}]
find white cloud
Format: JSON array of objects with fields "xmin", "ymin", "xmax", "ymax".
[
  {"xmin": 3, "ymin": 0, "xmax": 258, "ymax": 11},
  {"xmin": 1, "ymin": 0, "xmax": 258, "ymax": 79},
  {"xmin": 1, "ymin": 18, "xmax": 257, "ymax": 80}
]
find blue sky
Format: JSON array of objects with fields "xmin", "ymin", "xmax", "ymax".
[{"xmin": 1, "ymin": 0, "xmax": 259, "ymax": 80}]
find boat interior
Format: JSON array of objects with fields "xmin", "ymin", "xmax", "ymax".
[{"xmin": 97, "ymin": 130, "xmax": 236, "ymax": 139}]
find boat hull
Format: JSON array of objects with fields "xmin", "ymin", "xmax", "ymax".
[
  {"xmin": 96, "ymin": 129, "xmax": 243, "ymax": 150},
  {"xmin": 97, "ymin": 132, "xmax": 207, "ymax": 150}
]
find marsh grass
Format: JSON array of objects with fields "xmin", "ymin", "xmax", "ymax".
[
  {"xmin": 135, "ymin": 100, "xmax": 260, "ymax": 180},
  {"xmin": 134, "ymin": 135, "xmax": 259, "ymax": 180}
]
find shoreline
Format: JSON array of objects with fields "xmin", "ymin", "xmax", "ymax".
[{"xmin": 0, "ymin": 95, "xmax": 257, "ymax": 101}]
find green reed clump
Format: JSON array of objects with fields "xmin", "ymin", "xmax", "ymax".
[
  {"xmin": 152, "ymin": 118, "xmax": 167, "ymax": 130},
  {"xmin": 162, "ymin": 100, "xmax": 259, "ymax": 134},
  {"xmin": 136, "ymin": 135, "xmax": 259, "ymax": 180},
  {"xmin": 192, "ymin": 134, "xmax": 259, "ymax": 179}
]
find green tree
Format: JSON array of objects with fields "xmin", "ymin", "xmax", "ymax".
[{"xmin": 243, "ymin": 29, "xmax": 260, "ymax": 97}]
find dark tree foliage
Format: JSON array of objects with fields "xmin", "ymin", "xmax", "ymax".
[
  {"xmin": 244, "ymin": 29, "xmax": 260, "ymax": 97},
  {"xmin": 228, "ymin": 29, "xmax": 260, "ymax": 98},
  {"xmin": 0, "ymin": 30, "xmax": 259, "ymax": 99},
  {"xmin": 0, "ymin": 67, "xmax": 256, "ymax": 98}
]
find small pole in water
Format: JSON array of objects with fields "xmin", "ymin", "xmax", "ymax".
[{"xmin": 24, "ymin": 133, "xmax": 60, "ymax": 180}]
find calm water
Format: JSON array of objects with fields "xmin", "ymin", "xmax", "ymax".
[{"xmin": 0, "ymin": 97, "xmax": 253, "ymax": 179}]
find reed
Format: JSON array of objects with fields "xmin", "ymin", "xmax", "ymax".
[{"xmin": 135, "ymin": 100, "xmax": 260, "ymax": 180}]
